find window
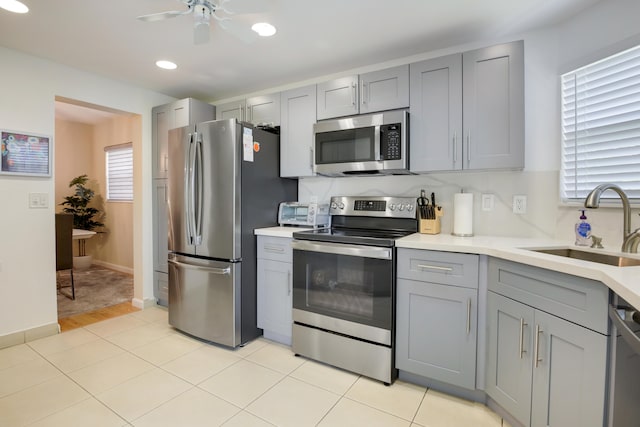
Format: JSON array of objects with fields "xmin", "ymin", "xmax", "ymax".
[
  {"xmin": 105, "ymin": 143, "xmax": 133, "ymax": 201},
  {"xmin": 561, "ymin": 45, "xmax": 640, "ymax": 203}
]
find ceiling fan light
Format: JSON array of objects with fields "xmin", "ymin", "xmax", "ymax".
[
  {"xmin": 156, "ymin": 60, "xmax": 177, "ymax": 70},
  {"xmin": 0, "ymin": 0, "xmax": 29, "ymax": 13},
  {"xmin": 251, "ymin": 22, "xmax": 276, "ymax": 37}
]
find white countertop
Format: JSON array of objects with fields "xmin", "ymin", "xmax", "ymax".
[
  {"xmin": 396, "ymin": 233, "xmax": 640, "ymax": 310},
  {"xmin": 254, "ymin": 226, "xmax": 314, "ymax": 238}
]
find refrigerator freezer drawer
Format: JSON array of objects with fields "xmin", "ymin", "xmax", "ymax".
[{"xmin": 168, "ymin": 256, "xmax": 241, "ymax": 347}]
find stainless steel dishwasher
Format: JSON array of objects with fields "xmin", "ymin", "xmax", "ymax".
[{"xmin": 608, "ymin": 294, "xmax": 640, "ymax": 427}]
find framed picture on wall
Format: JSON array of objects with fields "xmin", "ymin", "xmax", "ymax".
[{"xmin": 0, "ymin": 129, "xmax": 51, "ymax": 177}]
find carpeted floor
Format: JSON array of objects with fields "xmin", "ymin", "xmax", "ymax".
[{"xmin": 56, "ymin": 265, "xmax": 133, "ymax": 319}]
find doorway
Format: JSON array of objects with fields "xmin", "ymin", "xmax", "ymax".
[{"xmin": 54, "ymin": 97, "xmax": 140, "ymax": 323}]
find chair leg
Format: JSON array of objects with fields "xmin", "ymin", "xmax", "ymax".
[{"xmin": 70, "ymin": 270, "xmax": 75, "ymax": 300}]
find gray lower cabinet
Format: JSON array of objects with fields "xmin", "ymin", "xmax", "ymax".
[
  {"xmin": 154, "ymin": 271, "xmax": 169, "ymax": 307},
  {"xmin": 256, "ymin": 236, "xmax": 293, "ymax": 345},
  {"xmin": 153, "ymin": 179, "xmax": 169, "ymax": 305},
  {"xmin": 486, "ymin": 258, "xmax": 609, "ymax": 427},
  {"xmin": 396, "ymin": 249, "xmax": 479, "ymax": 389}
]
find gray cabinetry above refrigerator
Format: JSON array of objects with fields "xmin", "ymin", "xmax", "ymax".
[{"xmin": 216, "ymin": 93, "xmax": 281, "ymax": 126}]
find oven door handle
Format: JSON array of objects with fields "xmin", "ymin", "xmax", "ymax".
[
  {"xmin": 610, "ymin": 304, "xmax": 640, "ymax": 355},
  {"xmin": 291, "ymin": 240, "xmax": 392, "ymax": 260}
]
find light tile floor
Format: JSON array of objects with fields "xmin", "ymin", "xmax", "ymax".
[{"xmin": 0, "ymin": 307, "xmax": 511, "ymax": 427}]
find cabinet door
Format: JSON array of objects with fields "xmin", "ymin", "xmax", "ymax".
[
  {"xmin": 257, "ymin": 258, "xmax": 293, "ymax": 344},
  {"xmin": 152, "ymin": 101, "xmax": 186, "ymax": 179},
  {"xmin": 486, "ymin": 291, "xmax": 534, "ymax": 426},
  {"xmin": 360, "ymin": 65, "xmax": 409, "ymax": 114},
  {"xmin": 396, "ymin": 279, "xmax": 477, "ymax": 389},
  {"xmin": 409, "ymin": 54, "xmax": 462, "ymax": 172},
  {"xmin": 280, "ymin": 85, "xmax": 316, "ymax": 177},
  {"xmin": 153, "ymin": 179, "xmax": 168, "ymax": 274},
  {"xmin": 216, "ymin": 100, "xmax": 246, "ymax": 121},
  {"xmin": 463, "ymin": 40, "xmax": 524, "ymax": 170},
  {"xmin": 246, "ymin": 93, "xmax": 281, "ymax": 126},
  {"xmin": 530, "ymin": 311, "xmax": 608, "ymax": 427},
  {"xmin": 316, "ymin": 75, "xmax": 359, "ymax": 120}
]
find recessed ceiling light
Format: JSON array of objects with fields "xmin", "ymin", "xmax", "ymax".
[
  {"xmin": 251, "ymin": 22, "xmax": 276, "ymax": 37},
  {"xmin": 0, "ymin": 0, "xmax": 29, "ymax": 13},
  {"xmin": 156, "ymin": 60, "xmax": 177, "ymax": 70}
]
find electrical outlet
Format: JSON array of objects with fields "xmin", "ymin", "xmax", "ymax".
[
  {"xmin": 481, "ymin": 194, "xmax": 494, "ymax": 212},
  {"xmin": 513, "ymin": 195, "xmax": 527, "ymax": 214}
]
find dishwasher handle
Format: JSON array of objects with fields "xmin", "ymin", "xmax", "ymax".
[{"xmin": 609, "ymin": 304, "xmax": 640, "ymax": 355}]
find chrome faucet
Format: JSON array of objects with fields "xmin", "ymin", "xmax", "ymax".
[{"xmin": 584, "ymin": 183, "xmax": 639, "ymax": 253}]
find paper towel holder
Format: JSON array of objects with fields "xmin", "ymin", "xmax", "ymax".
[{"xmin": 452, "ymin": 190, "xmax": 474, "ymax": 237}]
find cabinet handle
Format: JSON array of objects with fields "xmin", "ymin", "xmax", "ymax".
[
  {"xmin": 310, "ymin": 147, "xmax": 314, "ymax": 169},
  {"xmin": 466, "ymin": 298, "xmax": 472, "ymax": 335},
  {"xmin": 534, "ymin": 324, "xmax": 543, "ymax": 367},
  {"xmin": 467, "ymin": 131, "xmax": 471, "ymax": 162},
  {"xmin": 362, "ymin": 81, "xmax": 368, "ymax": 105},
  {"xmin": 453, "ymin": 132, "xmax": 457, "ymax": 164},
  {"xmin": 416, "ymin": 264, "xmax": 453, "ymax": 272},
  {"xmin": 519, "ymin": 318, "xmax": 528, "ymax": 359},
  {"xmin": 351, "ymin": 83, "xmax": 357, "ymax": 106},
  {"xmin": 164, "ymin": 155, "xmax": 168, "ymax": 172},
  {"xmin": 264, "ymin": 245, "xmax": 285, "ymax": 253},
  {"xmin": 287, "ymin": 271, "xmax": 292, "ymax": 296}
]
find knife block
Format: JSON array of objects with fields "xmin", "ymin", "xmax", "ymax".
[{"xmin": 419, "ymin": 207, "xmax": 443, "ymax": 234}]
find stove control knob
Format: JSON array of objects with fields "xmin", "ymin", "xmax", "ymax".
[
  {"xmin": 407, "ymin": 204, "xmax": 414, "ymax": 212},
  {"xmin": 338, "ymin": 202, "xmax": 345, "ymax": 209},
  {"xmin": 330, "ymin": 202, "xmax": 338, "ymax": 210},
  {"xmin": 389, "ymin": 203, "xmax": 396, "ymax": 211},
  {"xmin": 398, "ymin": 204, "xmax": 405, "ymax": 211}
]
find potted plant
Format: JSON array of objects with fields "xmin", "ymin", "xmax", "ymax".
[{"xmin": 60, "ymin": 174, "xmax": 104, "ymax": 269}]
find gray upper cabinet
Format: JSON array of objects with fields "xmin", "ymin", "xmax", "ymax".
[
  {"xmin": 463, "ymin": 41, "xmax": 524, "ymax": 170},
  {"xmin": 246, "ymin": 93, "xmax": 281, "ymax": 126},
  {"xmin": 316, "ymin": 65, "xmax": 409, "ymax": 120},
  {"xmin": 396, "ymin": 249, "xmax": 479, "ymax": 390},
  {"xmin": 359, "ymin": 65, "xmax": 410, "ymax": 114},
  {"xmin": 409, "ymin": 54, "xmax": 463, "ymax": 172},
  {"xmin": 215, "ymin": 100, "xmax": 246, "ymax": 121},
  {"xmin": 280, "ymin": 85, "xmax": 316, "ymax": 177},
  {"xmin": 217, "ymin": 94, "xmax": 281, "ymax": 126},
  {"xmin": 409, "ymin": 41, "xmax": 524, "ymax": 173}
]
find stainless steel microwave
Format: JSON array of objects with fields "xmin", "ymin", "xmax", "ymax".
[{"xmin": 313, "ymin": 110, "xmax": 409, "ymax": 176}]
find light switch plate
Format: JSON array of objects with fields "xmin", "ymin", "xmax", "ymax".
[
  {"xmin": 513, "ymin": 195, "xmax": 527, "ymax": 214},
  {"xmin": 481, "ymin": 194, "xmax": 494, "ymax": 211},
  {"xmin": 29, "ymin": 193, "xmax": 49, "ymax": 209}
]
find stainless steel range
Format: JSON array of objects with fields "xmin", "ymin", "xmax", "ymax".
[{"xmin": 291, "ymin": 195, "xmax": 417, "ymax": 384}]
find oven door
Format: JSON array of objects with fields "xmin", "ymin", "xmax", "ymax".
[{"xmin": 291, "ymin": 240, "xmax": 394, "ymax": 344}]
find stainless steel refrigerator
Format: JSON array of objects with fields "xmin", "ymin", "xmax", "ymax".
[{"xmin": 167, "ymin": 119, "xmax": 297, "ymax": 347}]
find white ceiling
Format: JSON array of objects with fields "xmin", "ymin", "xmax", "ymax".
[{"xmin": 1, "ymin": 0, "xmax": 600, "ymax": 121}]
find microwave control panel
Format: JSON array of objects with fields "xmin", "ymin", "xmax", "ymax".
[{"xmin": 380, "ymin": 123, "xmax": 402, "ymax": 160}]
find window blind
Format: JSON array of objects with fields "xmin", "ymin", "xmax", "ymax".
[
  {"xmin": 105, "ymin": 144, "xmax": 133, "ymax": 201},
  {"xmin": 561, "ymin": 45, "xmax": 640, "ymax": 202}
]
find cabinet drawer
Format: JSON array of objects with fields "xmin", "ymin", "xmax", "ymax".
[
  {"xmin": 257, "ymin": 236, "xmax": 292, "ymax": 262},
  {"xmin": 488, "ymin": 258, "xmax": 609, "ymax": 334},
  {"xmin": 397, "ymin": 249, "xmax": 479, "ymax": 288}
]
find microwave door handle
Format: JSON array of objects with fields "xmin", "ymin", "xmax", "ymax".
[{"xmin": 374, "ymin": 125, "xmax": 381, "ymax": 161}]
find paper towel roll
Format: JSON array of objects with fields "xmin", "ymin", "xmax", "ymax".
[{"xmin": 453, "ymin": 192, "xmax": 473, "ymax": 236}]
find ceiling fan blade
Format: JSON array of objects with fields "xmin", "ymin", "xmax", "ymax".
[
  {"xmin": 137, "ymin": 9, "xmax": 190, "ymax": 22},
  {"xmin": 219, "ymin": 19, "xmax": 258, "ymax": 43}
]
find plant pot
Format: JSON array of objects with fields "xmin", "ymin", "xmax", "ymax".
[{"xmin": 73, "ymin": 255, "xmax": 92, "ymax": 270}]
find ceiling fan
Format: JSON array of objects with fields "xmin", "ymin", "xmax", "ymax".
[{"xmin": 137, "ymin": 0, "xmax": 267, "ymax": 44}]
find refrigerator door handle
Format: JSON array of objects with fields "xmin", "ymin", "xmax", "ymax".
[
  {"xmin": 193, "ymin": 135, "xmax": 204, "ymax": 246},
  {"xmin": 187, "ymin": 132, "xmax": 198, "ymax": 245},
  {"xmin": 168, "ymin": 259, "xmax": 231, "ymax": 275}
]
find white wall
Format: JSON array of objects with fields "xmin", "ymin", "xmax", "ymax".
[{"xmin": 0, "ymin": 47, "xmax": 173, "ymax": 338}]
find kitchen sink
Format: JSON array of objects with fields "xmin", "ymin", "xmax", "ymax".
[{"xmin": 528, "ymin": 248, "xmax": 640, "ymax": 267}]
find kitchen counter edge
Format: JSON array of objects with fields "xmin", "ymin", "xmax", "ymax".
[
  {"xmin": 254, "ymin": 226, "xmax": 313, "ymax": 238},
  {"xmin": 396, "ymin": 233, "xmax": 640, "ymax": 311}
]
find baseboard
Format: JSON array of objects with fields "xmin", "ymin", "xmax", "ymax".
[
  {"xmin": 92, "ymin": 260, "xmax": 133, "ymax": 275},
  {"xmin": 0, "ymin": 322, "xmax": 60, "ymax": 350},
  {"xmin": 132, "ymin": 297, "xmax": 157, "ymax": 309}
]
